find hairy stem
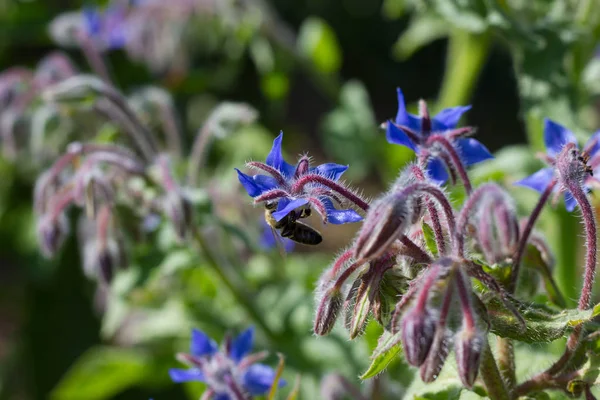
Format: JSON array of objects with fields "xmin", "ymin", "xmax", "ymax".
[
  {"xmin": 480, "ymin": 342, "xmax": 510, "ymax": 400},
  {"xmin": 426, "ymin": 134, "xmax": 473, "ymax": 194},
  {"xmin": 509, "ymin": 180, "xmax": 556, "ymax": 293},
  {"xmin": 496, "ymin": 338, "xmax": 516, "ymax": 393}
]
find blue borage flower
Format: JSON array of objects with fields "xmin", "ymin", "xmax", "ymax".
[
  {"xmin": 515, "ymin": 119, "xmax": 600, "ymax": 212},
  {"xmin": 235, "ymin": 132, "xmax": 363, "ymax": 225},
  {"xmin": 170, "ymin": 327, "xmax": 285, "ymax": 400},
  {"xmin": 386, "ymin": 88, "xmax": 493, "ymax": 184},
  {"xmin": 82, "ymin": 3, "xmax": 129, "ymax": 50}
]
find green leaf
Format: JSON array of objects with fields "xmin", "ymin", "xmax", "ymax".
[
  {"xmin": 51, "ymin": 347, "xmax": 149, "ymax": 400},
  {"xmin": 421, "ymin": 221, "xmax": 439, "ymax": 257},
  {"xmin": 392, "ymin": 15, "xmax": 449, "ymax": 60},
  {"xmin": 297, "ymin": 17, "xmax": 342, "ymax": 74},
  {"xmin": 360, "ymin": 330, "xmax": 402, "ymax": 379}
]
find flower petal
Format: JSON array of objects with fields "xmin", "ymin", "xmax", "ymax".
[
  {"xmin": 322, "ymin": 198, "xmax": 363, "ymax": 224},
  {"xmin": 190, "ymin": 329, "xmax": 218, "ymax": 357},
  {"xmin": 432, "ymin": 105, "xmax": 471, "ymax": 131},
  {"xmin": 386, "ymin": 121, "xmax": 418, "ymax": 152},
  {"xmin": 514, "ymin": 168, "xmax": 554, "ymax": 193},
  {"xmin": 229, "ymin": 327, "xmax": 254, "ymax": 363},
  {"xmin": 265, "ymin": 132, "xmax": 296, "ymax": 177},
  {"xmin": 235, "ymin": 169, "xmax": 278, "ymax": 197},
  {"xmin": 564, "ymin": 186, "xmax": 591, "ymax": 212},
  {"xmin": 272, "ymin": 198, "xmax": 309, "ymax": 222},
  {"xmin": 312, "ymin": 163, "xmax": 348, "ymax": 181},
  {"xmin": 544, "ymin": 119, "xmax": 577, "ymax": 157},
  {"xmin": 169, "ymin": 368, "xmax": 205, "ymax": 383},
  {"xmin": 241, "ymin": 364, "xmax": 286, "ymax": 395},
  {"xmin": 564, "ymin": 191, "xmax": 578, "ymax": 212},
  {"xmin": 426, "ymin": 157, "xmax": 449, "ymax": 185},
  {"xmin": 394, "ymin": 88, "xmax": 422, "ymax": 131},
  {"xmin": 260, "ymin": 222, "xmax": 295, "ymax": 252},
  {"xmin": 584, "ymin": 131, "xmax": 600, "ymax": 158},
  {"xmin": 455, "ymin": 138, "xmax": 493, "ymax": 166}
]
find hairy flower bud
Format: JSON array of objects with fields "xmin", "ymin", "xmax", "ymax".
[
  {"xmin": 455, "ymin": 329, "xmax": 485, "ymax": 388},
  {"xmin": 314, "ymin": 288, "xmax": 344, "ymax": 336},
  {"xmin": 37, "ymin": 214, "xmax": 69, "ymax": 257},
  {"xmin": 353, "ymin": 193, "xmax": 413, "ymax": 262},
  {"xmin": 401, "ymin": 307, "xmax": 437, "ymax": 366},
  {"xmin": 420, "ymin": 328, "xmax": 452, "ymax": 383},
  {"xmin": 164, "ymin": 191, "xmax": 193, "ymax": 242}
]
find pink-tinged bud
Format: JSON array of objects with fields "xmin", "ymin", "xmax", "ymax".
[
  {"xmin": 420, "ymin": 328, "xmax": 452, "ymax": 383},
  {"xmin": 401, "ymin": 307, "xmax": 437, "ymax": 366},
  {"xmin": 455, "ymin": 329, "xmax": 485, "ymax": 388},
  {"xmin": 294, "ymin": 156, "xmax": 310, "ymax": 179},
  {"xmin": 353, "ymin": 193, "xmax": 413, "ymax": 262},
  {"xmin": 37, "ymin": 214, "xmax": 69, "ymax": 257},
  {"xmin": 164, "ymin": 191, "xmax": 193, "ymax": 242},
  {"xmin": 314, "ymin": 288, "xmax": 343, "ymax": 336}
]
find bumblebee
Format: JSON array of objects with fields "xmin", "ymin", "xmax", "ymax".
[{"xmin": 264, "ymin": 201, "xmax": 323, "ymax": 246}]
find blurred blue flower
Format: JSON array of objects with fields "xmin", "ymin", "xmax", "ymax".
[
  {"xmin": 170, "ymin": 327, "xmax": 285, "ymax": 399},
  {"xmin": 386, "ymin": 88, "xmax": 493, "ymax": 184},
  {"xmin": 236, "ymin": 132, "xmax": 363, "ymax": 225},
  {"xmin": 515, "ymin": 119, "xmax": 600, "ymax": 211},
  {"xmin": 82, "ymin": 4, "xmax": 129, "ymax": 50}
]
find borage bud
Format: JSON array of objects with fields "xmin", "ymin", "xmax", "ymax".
[
  {"xmin": 37, "ymin": 214, "xmax": 69, "ymax": 257},
  {"xmin": 455, "ymin": 328, "xmax": 485, "ymax": 388},
  {"xmin": 420, "ymin": 328, "xmax": 453, "ymax": 383},
  {"xmin": 163, "ymin": 191, "xmax": 193, "ymax": 242},
  {"xmin": 401, "ymin": 307, "xmax": 437, "ymax": 366},
  {"xmin": 314, "ymin": 288, "xmax": 344, "ymax": 336},
  {"xmin": 353, "ymin": 193, "xmax": 413, "ymax": 262}
]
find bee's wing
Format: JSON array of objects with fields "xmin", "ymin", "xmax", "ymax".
[{"xmin": 270, "ymin": 226, "xmax": 288, "ymax": 258}]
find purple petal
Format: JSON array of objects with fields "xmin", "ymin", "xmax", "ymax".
[
  {"xmin": 169, "ymin": 368, "xmax": 205, "ymax": 383},
  {"xmin": 83, "ymin": 7, "xmax": 101, "ymax": 36},
  {"xmin": 260, "ymin": 222, "xmax": 295, "ymax": 252},
  {"xmin": 386, "ymin": 121, "xmax": 418, "ymax": 152},
  {"xmin": 312, "ymin": 163, "xmax": 348, "ymax": 181},
  {"xmin": 229, "ymin": 327, "xmax": 254, "ymax": 363},
  {"xmin": 584, "ymin": 131, "xmax": 600, "ymax": 157},
  {"xmin": 544, "ymin": 119, "xmax": 577, "ymax": 157},
  {"xmin": 564, "ymin": 191, "xmax": 578, "ymax": 212},
  {"xmin": 190, "ymin": 329, "xmax": 218, "ymax": 357},
  {"xmin": 235, "ymin": 169, "xmax": 278, "ymax": 197},
  {"xmin": 394, "ymin": 88, "xmax": 422, "ymax": 131},
  {"xmin": 426, "ymin": 157, "xmax": 449, "ymax": 185},
  {"xmin": 213, "ymin": 395, "xmax": 230, "ymax": 400},
  {"xmin": 265, "ymin": 132, "xmax": 296, "ymax": 177},
  {"xmin": 241, "ymin": 364, "xmax": 286, "ymax": 395},
  {"xmin": 514, "ymin": 168, "xmax": 554, "ymax": 193},
  {"xmin": 322, "ymin": 198, "xmax": 363, "ymax": 224},
  {"xmin": 432, "ymin": 105, "xmax": 471, "ymax": 131},
  {"xmin": 455, "ymin": 138, "xmax": 493, "ymax": 166},
  {"xmin": 564, "ymin": 186, "xmax": 591, "ymax": 212},
  {"xmin": 272, "ymin": 198, "xmax": 309, "ymax": 222}
]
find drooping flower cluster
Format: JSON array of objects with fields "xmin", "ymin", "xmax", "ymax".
[
  {"xmin": 233, "ymin": 89, "xmax": 600, "ymax": 396},
  {"xmin": 170, "ymin": 327, "xmax": 284, "ymax": 400}
]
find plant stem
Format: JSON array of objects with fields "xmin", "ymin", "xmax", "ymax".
[
  {"xmin": 480, "ymin": 341, "xmax": 510, "ymax": 400},
  {"xmin": 551, "ymin": 207, "xmax": 580, "ymax": 307},
  {"xmin": 437, "ymin": 29, "xmax": 491, "ymax": 109},
  {"xmin": 191, "ymin": 229, "xmax": 277, "ymax": 342},
  {"xmin": 509, "ymin": 180, "xmax": 556, "ymax": 293},
  {"xmin": 496, "ymin": 337, "xmax": 516, "ymax": 392}
]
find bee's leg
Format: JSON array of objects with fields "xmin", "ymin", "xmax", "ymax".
[{"xmin": 280, "ymin": 225, "xmax": 294, "ymax": 238}]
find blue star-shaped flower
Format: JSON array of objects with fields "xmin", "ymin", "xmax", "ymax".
[
  {"xmin": 515, "ymin": 119, "xmax": 600, "ymax": 212},
  {"xmin": 170, "ymin": 327, "xmax": 285, "ymax": 399},
  {"xmin": 236, "ymin": 132, "xmax": 363, "ymax": 225},
  {"xmin": 386, "ymin": 88, "xmax": 493, "ymax": 184}
]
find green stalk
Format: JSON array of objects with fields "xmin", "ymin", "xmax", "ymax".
[
  {"xmin": 480, "ymin": 341, "xmax": 510, "ymax": 400},
  {"xmin": 550, "ymin": 208, "xmax": 579, "ymax": 307},
  {"xmin": 437, "ymin": 29, "xmax": 492, "ymax": 109},
  {"xmin": 192, "ymin": 229, "xmax": 278, "ymax": 342}
]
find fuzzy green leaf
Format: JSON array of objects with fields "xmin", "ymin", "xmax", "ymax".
[{"xmin": 360, "ymin": 330, "xmax": 403, "ymax": 379}]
